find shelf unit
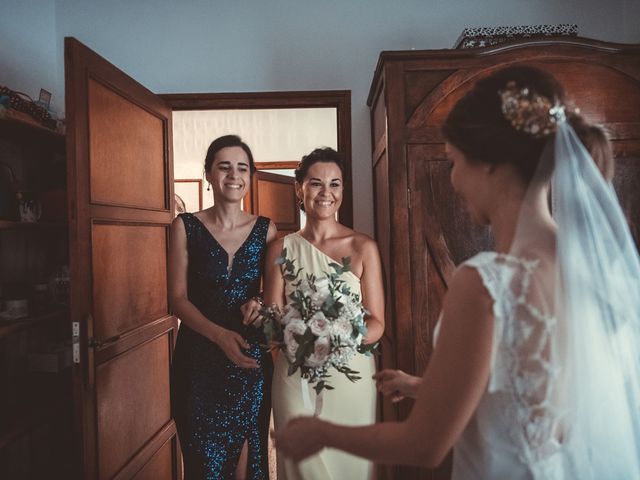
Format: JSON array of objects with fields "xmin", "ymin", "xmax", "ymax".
[
  {"xmin": 0, "ymin": 115, "xmax": 72, "ymax": 478},
  {"xmin": 0, "ymin": 116, "xmax": 64, "ymax": 146},
  {"xmin": 0, "ymin": 308, "xmax": 68, "ymax": 340},
  {"xmin": 0, "ymin": 384, "xmax": 68, "ymax": 450},
  {"xmin": 0, "ymin": 220, "xmax": 67, "ymax": 229}
]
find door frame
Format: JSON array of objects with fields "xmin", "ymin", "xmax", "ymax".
[{"xmin": 160, "ymin": 90, "xmax": 353, "ymax": 228}]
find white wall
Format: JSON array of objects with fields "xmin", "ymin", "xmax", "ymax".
[
  {"xmin": 172, "ymin": 108, "xmax": 337, "ymax": 211},
  {"xmin": 172, "ymin": 108, "xmax": 337, "ymax": 178},
  {"xmin": 2, "ymin": 0, "xmax": 639, "ymax": 234}
]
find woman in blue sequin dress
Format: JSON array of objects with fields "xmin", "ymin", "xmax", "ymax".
[{"xmin": 169, "ymin": 135, "xmax": 277, "ymax": 479}]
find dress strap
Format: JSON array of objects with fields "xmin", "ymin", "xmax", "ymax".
[
  {"xmin": 462, "ymin": 251, "xmax": 502, "ymax": 308},
  {"xmin": 462, "ymin": 251, "xmax": 541, "ymax": 310},
  {"xmin": 461, "ymin": 251, "xmax": 526, "ymax": 394},
  {"xmin": 254, "ymin": 215, "xmax": 270, "ymax": 241},
  {"xmin": 177, "ymin": 212, "xmax": 193, "ymax": 222},
  {"xmin": 178, "ymin": 212, "xmax": 196, "ymax": 240}
]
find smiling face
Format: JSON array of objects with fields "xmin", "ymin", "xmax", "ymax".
[
  {"xmin": 296, "ymin": 161, "xmax": 343, "ymax": 220},
  {"xmin": 205, "ymin": 146, "xmax": 251, "ymax": 203}
]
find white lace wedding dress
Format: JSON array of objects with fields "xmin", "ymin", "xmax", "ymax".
[
  {"xmin": 436, "ymin": 114, "xmax": 640, "ymax": 479},
  {"xmin": 452, "ymin": 251, "xmax": 566, "ymax": 480},
  {"xmin": 451, "ymin": 248, "xmax": 640, "ymax": 480}
]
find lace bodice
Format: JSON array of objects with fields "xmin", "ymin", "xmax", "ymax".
[{"xmin": 452, "ymin": 251, "xmax": 565, "ymax": 480}]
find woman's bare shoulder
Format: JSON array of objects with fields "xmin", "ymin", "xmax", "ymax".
[
  {"xmin": 170, "ymin": 214, "xmax": 186, "ymax": 230},
  {"xmin": 346, "ymin": 229, "xmax": 378, "ymax": 252},
  {"xmin": 267, "ymin": 235, "xmax": 285, "ymax": 252},
  {"xmin": 445, "ymin": 265, "xmax": 493, "ymax": 317}
]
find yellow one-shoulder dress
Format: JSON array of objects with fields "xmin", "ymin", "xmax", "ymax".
[{"xmin": 272, "ymin": 233, "xmax": 377, "ymax": 480}]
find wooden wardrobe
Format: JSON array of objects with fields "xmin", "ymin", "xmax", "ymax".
[{"xmin": 368, "ymin": 37, "xmax": 640, "ymax": 480}]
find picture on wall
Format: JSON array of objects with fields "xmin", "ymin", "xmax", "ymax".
[{"xmin": 174, "ymin": 179, "xmax": 203, "ymax": 213}]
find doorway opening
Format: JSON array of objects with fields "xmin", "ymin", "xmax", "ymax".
[
  {"xmin": 162, "ymin": 91, "xmax": 350, "ymax": 478},
  {"xmin": 161, "ymin": 91, "xmax": 353, "ymax": 230}
]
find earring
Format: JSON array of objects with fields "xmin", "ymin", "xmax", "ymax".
[
  {"xmin": 207, "ymin": 183, "xmax": 211, "ymax": 191},
  {"xmin": 299, "ymin": 201, "xmax": 304, "ymax": 210}
]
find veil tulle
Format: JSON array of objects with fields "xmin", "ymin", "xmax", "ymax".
[{"xmin": 507, "ymin": 119, "xmax": 640, "ymax": 478}]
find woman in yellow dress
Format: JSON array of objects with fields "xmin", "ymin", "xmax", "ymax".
[{"xmin": 263, "ymin": 147, "xmax": 385, "ymax": 479}]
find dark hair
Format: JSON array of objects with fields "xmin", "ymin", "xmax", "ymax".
[
  {"xmin": 295, "ymin": 147, "xmax": 346, "ymax": 211},
  {"xmin": 442, "ymin": 65, "xmax": 614, "ymax": 183},
  {"xmin": 204, "ymin": 134, "xmax": 256, "ymax": 174},
  {"xmin": 443, "ymin": 66, "xmax": 565, "ymax": 182},
  {"xmin": 294, "ymin": 147, "xmax": 345, "ymax": 183},
  {"xmin": 570, "ymin": 115, "xmax": 614, "ymax": 181}
]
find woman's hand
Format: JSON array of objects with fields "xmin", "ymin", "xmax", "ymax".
[
  {"xmin": 212, "ymin": 327, "xmax": 259, "ymax": 369},
  {"xmin": 241, "ymin": 297, "xmax": 264, "ymax": 326},
  {"xmin": 373, "ymin": 369, "xmax": 421, "ymax": 402},
  {"xmin": 273, "ymin": 416, "xmax": 325, "ymax": 462}
]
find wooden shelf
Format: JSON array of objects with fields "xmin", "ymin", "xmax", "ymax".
[
  {"xmin": 0, "ymin": 377, "xmax": 70, "ymax": 450},
  {"xmin": 0, "ymin": 404, "xmax": 57, "ymax": 450},
  {"xmin": 0, "ymin": 220, "xmax": 67, "ymax": 230},
  {"xmin": 0, "ymin": 117, "xmax": 64, "ymax": 148},
  {"xmin": 0, "ymin": 309, "xmax": 68, "ymax": 340}
]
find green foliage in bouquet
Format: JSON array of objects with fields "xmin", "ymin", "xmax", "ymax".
[{"xmin": 259, "ymin": 248, "xmax": 377, "ymax": 394}]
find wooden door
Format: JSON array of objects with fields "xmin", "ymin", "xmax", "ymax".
[
  {"xmin": 247, "ymin": 170, "xmax": 300, "ymax": 236},
  {"xmin": 65, "ymin": 38, "xmax": 179, "ymax": 479},
  {"xmin": 407, "ymin": 144, "xmax": 493, "ymax": 373}
]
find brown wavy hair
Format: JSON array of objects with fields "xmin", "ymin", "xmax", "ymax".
[{"xmin": 442, "ymin": 65, "xmax": 614, "ymax": 182}]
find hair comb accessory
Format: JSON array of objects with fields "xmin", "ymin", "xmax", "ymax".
[{"xmin": 499, "ymin": 81, "xmax": 566, "ymax": 138}]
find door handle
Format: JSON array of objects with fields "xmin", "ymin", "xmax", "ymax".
[
  {"xmin": 72, "ymin": 321, "xmax": 80, "ymax": 364},
  {"xmin": 73, "ymin": 314, "xmax": 97, "ymax": 390}
]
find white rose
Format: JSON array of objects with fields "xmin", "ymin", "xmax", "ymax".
[
  {"xmin": 298, "ymin": 280, "xmax": 314, "ymax": 296},
  {"xmin": 310, "ymin": 291, "xmax": 326, "ymax": 308},
  {"xmin": 308, "ymin": 311, "xmax": 330, "ymax": 337},
  {"xmin": 307, "ymin": 277, "xmax": 329, "ymax": 307},
  {"xmin": 284, "ymin": 319, "xmax": 307, "ymax": 359},
  {"xmin": 306, "ymin": 336, "xmax": 331, "ymax": 367},
  {"xmin": 281, "ymin": 306, "xmax": 301, "ymax": 326},
  {"xmin": 314, "ymin": 277, "xmax": 330, "ymax": 291},
  {"xmin": 331, "ymin": 316, "xmax": 353, "ymax": 340},
  {"xmin": 341, "ymin": 299, "xmax": 363, "ymax": 323}
]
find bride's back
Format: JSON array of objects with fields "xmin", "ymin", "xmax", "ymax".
[
  {"xmin": 452, "ymin": 245, "xmax": 567, "ymax": 479},
  {"xmin": 444, "ymin": 65, "xmax": 639, "ymax": 479}
]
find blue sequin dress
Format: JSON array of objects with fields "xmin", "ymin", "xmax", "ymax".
[{"xmin": 171, "ymin": 213, "xmax": 272, "ymax": 480}]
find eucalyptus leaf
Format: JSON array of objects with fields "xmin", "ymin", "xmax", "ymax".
[{"xmin": 275, "ymin": 249, "xmax": 288, "ymax": 264}]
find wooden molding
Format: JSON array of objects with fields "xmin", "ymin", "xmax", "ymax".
[{"xmin": 255, "ymin": 161, "xmax": 299, "ymax": 170}]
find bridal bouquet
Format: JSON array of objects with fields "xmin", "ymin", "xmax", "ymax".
[{"xmin": 260, "ymin": 248, "xmax": 376, "ymax": 395}]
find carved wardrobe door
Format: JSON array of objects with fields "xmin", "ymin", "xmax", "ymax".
[
  {"xmin": 66, "ymin": 38, "xmax": 179, "ymax": 479},
  {"xmin": 369, "ymin": 38, "xmax": 640, "ymax": 480}
]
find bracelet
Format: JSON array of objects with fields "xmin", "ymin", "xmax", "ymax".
[{"xmin": 252, "ymin": 295, "xmax": 265, "ymax": 307}]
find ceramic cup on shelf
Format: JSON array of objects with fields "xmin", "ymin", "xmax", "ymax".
[
  {"xmin": 18, "ymin": 198, "xmax": 42, "ymax": 223},
  {"xmin": 0, "ymin": 298, "xmax": 29, "ymax": 321}
]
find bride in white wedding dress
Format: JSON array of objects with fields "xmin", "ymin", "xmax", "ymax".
[{"xmin": 273, "ymin": 66, "xmax": 640, "ymax": 479}]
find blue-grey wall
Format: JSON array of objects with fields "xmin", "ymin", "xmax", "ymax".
[
  {"xmin": 2, "ymin": 0, "xmax": 58, "ymax": 108},
  {"xmin": 3, "ymin": 0, "xmax": 639, "ymax": 234}
]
